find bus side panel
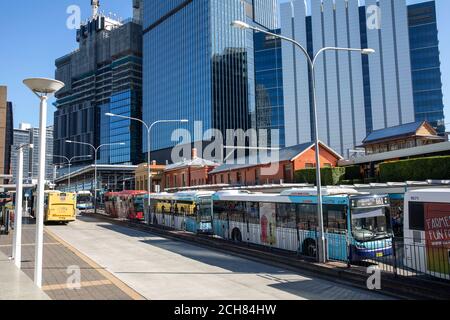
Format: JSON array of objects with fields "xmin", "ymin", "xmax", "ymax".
[
  {"xmin": 326, "ymin": 233, "xmax": 348, "ymax": 262},
  {"xmin": 213, "ymin": 219, "xmax": 227, "ymax": 239},
  {"xmin": 247, "ymin": 223, "xmax": 262, "ymax": 246},
  {"xmin": 274, "ymin": 227, "xmax": 299, "ymax": 252},
  {"xmin": 185, "ymin": 217, "xmax": 197, "ymax": 233}
]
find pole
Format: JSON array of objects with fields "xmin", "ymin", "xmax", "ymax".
[
  {"xmin": 94, "ymin": 149, "xmax": 98, "ymax": 215},
  {"xmin": 13, "ymin": 147, "xmax": 24, "ymax": 268},
  {"xmin": 68, "ymin": 163, "xmax": 72, "ymax": 190},
  {"xmin": 310, "ymin": 61, "xmax": 326, "ymax": 263},
  {"xmin": 34, "ymin": 96, "xmax": 48, "ymax": 288},
  {"xmin": 147, "ymin": 129, "xmax": 151, "ymax": 224}
]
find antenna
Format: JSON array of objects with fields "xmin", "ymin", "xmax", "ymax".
[{"xmin": 91, "ymin": 0, "xmax": 100, "ymax": 18}]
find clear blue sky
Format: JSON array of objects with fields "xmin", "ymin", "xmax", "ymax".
[{"xmin": 0, "ymin": 0, "xmax": 449, "ymax": 129}]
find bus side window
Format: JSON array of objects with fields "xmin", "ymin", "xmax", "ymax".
[
  {"xmin": 297, "ymin": 204, "xmax": 318, "ymax": 231},
  {"xmin": 324, "ymin": 205, "xmax": 347, "ymax": 233},
  {"xmin": 409, "ymin": 202, "xmax": 425, "ymax": 231}
]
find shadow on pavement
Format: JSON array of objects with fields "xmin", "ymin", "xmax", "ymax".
[{"xmin": 93, "ymin": 218, "xmax": 291, "ymax": 275}]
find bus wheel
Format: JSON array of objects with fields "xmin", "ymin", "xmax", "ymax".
[
  {"xmin": 231, "ymin": 228, "xmax": 242, "ymax": 242},
  {"xmin": 302, "ymin": 239, "xmax": 317, "ymax": 257}
]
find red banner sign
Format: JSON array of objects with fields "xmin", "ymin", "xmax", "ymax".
[{"xmin": 425, "ymin": 203, "xmax": 450, "ymax": 248}]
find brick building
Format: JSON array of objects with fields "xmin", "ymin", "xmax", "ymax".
[
  {"xmin": 209, "ymin": 142, "xmax": 343, "ymax": 186},
  {"xmin": 134, "ymin": 161, "xmax": 166, "ymax": 192},
  {"xmin": 0, "ymin": 86, "xmax": 14, "ymax": 181},
  {"xmin": 163, "ymin": 149, "xmax": 219, "ymax": 190}
]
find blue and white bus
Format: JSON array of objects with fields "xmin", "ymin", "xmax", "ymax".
[
  {"xmin": 76, "ymin": 191, "xmax": 94, "ymax": 211},
  {"xmin": 150, "ymin": 191, "xmax": 215, "ymax": 234},
  {"xmin": 212, "ymin": 188, "xmax": 393, "ymax": 262}
]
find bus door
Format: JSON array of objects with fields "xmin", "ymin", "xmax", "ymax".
[{"xmin": 323, "ymin": 204, "xmax": 348, "ymax": 262}]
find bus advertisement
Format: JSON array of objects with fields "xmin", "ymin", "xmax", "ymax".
[{"xmin": 404, "ymin": 189, "xmax": 450, "ymax": 280}]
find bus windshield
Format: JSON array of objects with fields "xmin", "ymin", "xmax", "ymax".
[
  {"xmin": 351, "ymin": 207, "xmax": 392, "ymax": 242},
  {"xmin": 77, "ymin": 195, "xmax": 91, "ymax": 204}
]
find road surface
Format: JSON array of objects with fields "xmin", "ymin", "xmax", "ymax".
[{"xmin": 47, "ymin": 216, "xmax": 392, "ymax": 300}]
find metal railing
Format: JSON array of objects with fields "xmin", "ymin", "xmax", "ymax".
[{"xmin": 369, "ymin": 237, "xmax": 450, "ymax": 283}]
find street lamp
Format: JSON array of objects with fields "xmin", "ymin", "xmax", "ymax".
[
  {"xmin": 105, "ymin": 113, "xmax": 189, "ymax": 224},
  {"xmin": 231, "ymin": 21, "xmax": 375, "ymax": 263},
  {"xmin": 65, "ymin": 141, "xmax": 125, "ymax": 215},
  {"xmin": 51, "ymin": 154, "xmax": 92, "ymax": 190},
  {"xmin": 23, "ymin": 77, "xmax": 65, "ymax": 288},
  {"xmin": 12, "ymin": 143, "xmax": 33, "ymax": 270}
]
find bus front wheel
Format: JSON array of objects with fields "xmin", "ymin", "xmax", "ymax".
[{"xmin": 302, "ymin": 239, "xmax": 317, "ymax": 257}]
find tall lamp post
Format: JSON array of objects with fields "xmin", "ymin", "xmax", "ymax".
[
  {"xmin": 12, "ymin": 143, "xmax": 33, "ymax": 270},
  {"xmin": 23, "ymin": 78, "xmax": 65, "ymax": 287},
  {"xmin": 65, "ymin": 141, "xmax": 125, "ymax": 214},
  {"xmin": 231, "ymin": 20, "xmax": 375, "ymax": 263},
  {"xmin": 51, "ymin": 154, "xmax": 92, "ymax": 190},
  {"xmin": 105, "ymin": 113, "xmax": 188, "ymax": 224}
]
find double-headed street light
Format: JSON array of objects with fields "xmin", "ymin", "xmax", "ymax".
[
  {"xmin": 51, "ymin": 154, "xmax": 92, "ymax": 190},
  {"xmin": 65, "ymin": 141, "xmax": 126, "ymax": 214},
  {"xmin": 23, "ymin": 78, "xmax": 65, "ymax": 288},
  {"xmin": 12, "ymin": 143, "xmax": 33, "ymax": 270},
  {"xmin": 105, "ymin": 112, "xmax": 189, "ymax": 224},
  {"xmin": 231, "ymin": 20, "xmax": 375, "ymax": 263}
]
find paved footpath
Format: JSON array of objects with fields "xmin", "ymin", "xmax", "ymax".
[
  {"xmin": 0, "ymin": 223, "xmax": 144, "ymax": 300},
  {"xmin": 0, "ymin": 251, "xmax": 49, "ymax": 300},
  {"xmin": 45, "ymin": 216, "xmax": 393, "ymax": 300}
]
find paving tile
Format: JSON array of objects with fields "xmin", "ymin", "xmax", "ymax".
[{"xmin": 0, "ymin": 226, "xmax": 140, "ymax": 300}]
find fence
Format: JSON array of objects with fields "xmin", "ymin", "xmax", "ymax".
[
  {"xmin": 372, "ymin": 237, "xmax": 450, "ymax": 283},
  {"xmin": 107, "ymin": 206, "xmax": 450, "ymax": 286}
]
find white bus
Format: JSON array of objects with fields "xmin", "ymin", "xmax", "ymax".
[
  {"xmin": 404, "ymin": 189, "xmax": 450, "ymax": 280},
  {"xmin": 76, "ymin": 191, "xmax": 94, "ymax": 210},
  {"xmin": 212, "ymin": 188, "xmax": 393, "ymax": 262}
]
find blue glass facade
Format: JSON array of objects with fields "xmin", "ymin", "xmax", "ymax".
[
  {"xmin": 143, "ymin": 0, "xmax": 277, "ymax": 153},
  {"xmin": 357, "ymin": 1, "xmax": 445, "ymax": 135},
  {"xmin": 359, "ymin": 6, "xmax": 374, "ymax": 135},
  {"xmin": 99, "ymin": 103, "xmax": 111, "ymax": 164},
  {"xmin": 408, "ymin": 1, "xmax": 446, "ymax": 133},
  {"xmin": 99, "ymin": 90, "xmax": 143, "ymax": 165},
  {"xmin": 254, "ymin": 30, "xmax": 285, "ymax": 147}
]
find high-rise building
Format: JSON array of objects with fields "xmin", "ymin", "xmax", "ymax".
[
  {"xmin": 54, "ymin": 1, "xmax": 143, "ymax": 168},
  {"xmin": 10, "ymin": 123, "xmax": 54, "ymax": 182},
  {"xmin": 0, "ymin": 86, "xmax": 14, "ymax": 178},
  {"xmin": 280, "ymin": 0, "xmax": 445, "ymax": 156},
  {"xmin": 10, "ymin": 127, "xmax": 31, "ymax": 182},
  {"xmin": 254, "ymin": 30, "xmax": 285, "ymax": 147},
  {"xmin": 408, "ymin": 1, "xmax": 446, "ymax": 133},
  {"xmin": 142, "ymin": 0, "xmax": 278, "ymax": 159}
]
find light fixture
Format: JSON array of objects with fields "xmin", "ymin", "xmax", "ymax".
[
  {"xmin": 361, "ymin": 48, "xmax": 376, "ymax": 55},
  {"xmin": 231, "ymin": 20, "xmax": 251, "ymax": 30}
]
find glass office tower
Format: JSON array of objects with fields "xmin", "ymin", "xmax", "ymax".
[
  {"xmin": 254, "ymin": 30, "xmax": 285, "ymax": 147},
  {"xmin": 408, "ymin": 1, "xmax": 446, "ymax": 133},
  {"xmin": 143, "ymin": 0, "xmax": 278, "ymax": 155}
]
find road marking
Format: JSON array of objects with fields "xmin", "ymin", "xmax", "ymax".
[
  {"xmin": 45, "ymin": 227, "xmax": 146, "ymax": 300},
  {"xmin": 42, "ymin": 279, "xmax": 112, "ymax": 292},
  {"xmin": 0, "ymin": 243, "xmax": 60, "ymax": 248}
]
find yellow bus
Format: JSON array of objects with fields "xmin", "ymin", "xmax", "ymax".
[{"xmin": 33, "ymin": 191, "xmax": 77, "ymax": 224}]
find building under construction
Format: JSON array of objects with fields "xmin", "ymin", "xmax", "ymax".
[{"xmin": 54, "ymin": 0, "xmax": 144, "ymax": 172}]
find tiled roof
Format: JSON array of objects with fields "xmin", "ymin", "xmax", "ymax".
[
  {"xmin": 210, "ymin": 142, "xmax": 342, "ymax": 174},
  {"xmin": 363, "ymin": 121, "xmax": 427, "ymax": 144},
  {"xmin": 165, "ymin": 157, "xmax": 218, "ymax": 172}
]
